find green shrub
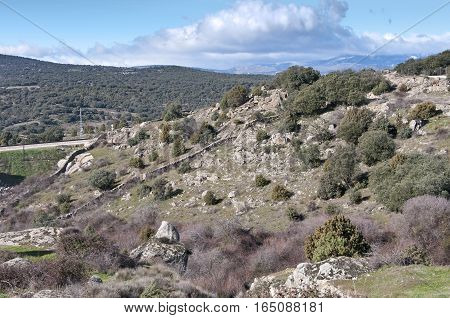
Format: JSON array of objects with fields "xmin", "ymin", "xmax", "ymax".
[
  {"xmin": 349, "ymin": 189, "xmax": 362, "ymax": 205},
  {"xmin": 58, "ymin": 202, "xmax": 71, "ymax": 214},
  {"xmin": 89, "ymin": 170, "xmax": 116, "ymax": 190},
  {"xmin": 273, "ymin": 66, "xmax": 320, "ymax": 91},
  {"xmin": 400, "ymin": 246, "xmax": 430, "ymax": 266},
  {"xmin": 271, "ymin": 184, "xmax": 293, "ymax": 201},
  {"xmin": 369, "ymin": 154, "xmax": 450, "ymax": 211},
  {"xmin": 286, "ymin": 207, "xmax": 304, "ymax": 222},
  {"xmin": 148, "ymin": 150, "xmax": 159, "ymax": 162},
  {"xmin": 140, "ymin": 282, "xmax": 169, "ymax": 298},
  {"xmin": 255, "ymin": 175, "xmax": 271, "ymax": 187},
  {"xmin": 177, "ymin": 161, "xmax": 191, "ymax": 174},
  {"xmin": 324, "ymin": 204, "xmax": 341, "ymax": 215},
  {"xmin": 160, "ymin": 123, "xmax": 172, "ymax": 143},
  {"xmin": 408, "ymin": 102, "xmax": 438, "ymax": 121},
  {"xmin": 220, "ymin": 85, "xmax": 249, "ymax": 109},
  {"xmin": 204, "ymin": 191, "xmax": 218, "ymax": 205},
  {"xmin": 398, "ymin": 83, "xmax": 409, "ymax": 92},
  {"xmin": 337, "ymin": 108, "xmax": 374, "ymax": 143},
  {"xmin": 163, "ymin": 101, "xmax": 183, "ymax": 121},
  {"xmin": 251, "ymin": 85, "xmax": 265, "ymax": 97},
  {"xmin": 172, "ymin": 135, "xmax": 186, "ymax": 157},
  {"xmin": 296, "ymin": 144, "xmax": 322, "ymax": 168},
  {"xmin": 56, "ymin": 193, "xmax": 71, "ymax": 205},
  {"xmin": 152, "ymin": 178, "xmax": 174, "ymax": 201},
  {"xmin": 278, "ymin": 115, "xmax": 301, "ymax": 133},
  {"xmin": 128, "ymin": 129, "xmax": 149, "ymax": 146},
  {"xmin": 369, "ymin": 117, "xmax": 396, "ymax": 137},
  {"xmin": 137, "ymin": 184, "xmax": 152, "ymax": 198},
  {"xmin": 397, "ymin": 126, "xmax": 413, "ymax": 139},
  {"xmin": 357, "ymin": 130, "xmax": 395, "ymax": 165},
  {"xmin": 318, "ymin": 145, "xmax": 357, "ymax": 200},
  {"xmin": 371, "ymin": 79, "xmax": 392, "ymax": 95},
  {"xmin": 191, "ymin": 122, "xmax": 217, "ymax": 146},
  {"xmin": 256, "ymin": 130, "xmax": 270, "ymax": 143},
  {"xmin": 129, "ymin": 157, "xmax": 145, "ymax": 169},
  {"xmin": 304, "ymin": 215, "xmax": 371, "ymax": 262},
  {"xmin": 138, "ymin": 225, "xmax": 155, "ymax": 243},
  {"xmin": 287, "ymin": 85, "xmax": 326, "ymax": 116}
]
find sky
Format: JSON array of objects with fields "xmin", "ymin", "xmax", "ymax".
[{"xmin": 0, "ymin": 0, "xmax": 449, "ymax": 68}]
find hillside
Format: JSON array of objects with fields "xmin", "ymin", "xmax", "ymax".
[
  {"xmin": 395, "ymin": 50, "xmax": 450, "ymax": 76},
  {"xmin": 0, "ymin": 55, "xmax": 268, "ymax": 135},
  {"xmin": 0, "ymin": 63, "xmax": 449, "ymax": 298}
]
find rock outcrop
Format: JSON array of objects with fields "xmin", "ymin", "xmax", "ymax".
[
  {"xmin": 130, "ymin": 222, "xmax": 188, "ymax": 272},
  {"xmin": 0, "ymin": 227, "xmax": 61, "ymax": 248},
  {"xmin": 246, "ymin": 257, "xmax": 371, "ymax": 298},
  {"xmin": 65, "ymin": 152, "xmax": 94, "ymax": 175}
]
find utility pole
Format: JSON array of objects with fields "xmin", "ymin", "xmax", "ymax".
[{"xmin": 79, "ymin": 107, "xmax": 84, "ymax": 138}]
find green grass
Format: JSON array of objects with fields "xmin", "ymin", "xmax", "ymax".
[
  {"xmin": 332, "ymin": 265, "xmax": 450, "ymax": 298},
  {"xmin": 0, "ymin": 245, "xmax": 55, "ymax": 262},
  {"xmin": 0, "ymin": 148, "xmax": 69, "ymax": 177},
  {"xmin": 0, "ymin": 293, "xmax": 8, "ymax": 298}
]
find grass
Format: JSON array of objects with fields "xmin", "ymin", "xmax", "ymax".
[
  {"xmin": 0, "ymin": 148, "xmax": 69, "ymax": 177},
  {"xmin": 0, "ymin": 245, "xmax": 55, "ymax": 262},
  {"xmin": 0, "ymin": 293, "xmax": 8, "ymax": 298},
  {"xmin": 332, "ymin": 265, "xmax": 450, "ymax": 298}
]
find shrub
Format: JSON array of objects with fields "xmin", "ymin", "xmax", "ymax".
[
  {"xmin": 191, "ymin": 122, "xmax": 217, "ymax": 146},
  {"xmin": 56, "ymin": 193, "xmax": 71, "ymax": 205},
  {"xmin": 137, "ymin": 184, "xmax": 152, "ymax": 198},
  {"xmin": 318, "ymin": 145, "xmax": 357, "ymax": 200},
  {"xmin": 278, "ymin": 115, "xmax": 301, "ymax": 133},
  {"xmin": 256, "ymin": 130, "xmax": 270, "ymax": 143},
  {"xmin": 398, "ymin": 83, "xmax": 409, "ymax": 92},
  {"xmin": 324, "ymin": 204, "xmax": 341, "ymax": 215},
  {"xmin": 400, "ymin": 246, "xmax": 430, "ymax": 266},
  {"xmin": 140, "ymin": 282, "xmax": 170, "ymax": 298},
  {"xmin": 349, "ymin": 190, "xmax": 362, "ymax": 205},
  {"xmin": 287, "ymin": 85, "xmax": 326, "ymax": 116},
  {"xmin": 163, "ymin": 101, "xmax": 183, "ymax": 121},
  {"xmin": 58, "ymin": 202, "xmax": 71, "ymax": 214},
  {"xmin": 152, "ymin": 178, "xmax": 174, "ymax": 201},
  {"xmin": 148, "ymin": 150, "xmax": 159, "ymax": 162},
  {"xmin": 401, "ymin": 195, "xmax": 449, "ymax": 264},
  {"xmin": 138, "ymin": 225, "xmax": 155, "ymax": 242},
  {"xmin": 129, "ymin": 157, "xmax": 145, "ymax": 169},
  {"xmin": 408, "ymin": 102, "xmax": 439, "ymax": 121},
  {"xmin": 369, "ymin": 117, "xmax": 396, "ymax": 137},
  {"xmin": 304, "ymin": 215, "xmax": 371, "ymax": 262},
  {"xmin": 273, "ymin": 66, "xmax": 320, "ymax": 91},
  {"xmin": 357, "ymin": 130, "xmax": 395, "ymax": 165},
  {"xmin": 204, "ymin": 191, "xmax": 218, "ymax": 206},
  {"xmin": 89, "ymin": 170, "xmax": 116, "ymax": 190},
  {"xmin": 251, "ymin": 85, "xmax": 265, "ymax": 97},
  {"xmin": 296, "ymin": 144, "xmax": 322, "ymax": 168},
  {"xmin": 177, "ymin": 161, "xmax": 192, "ymax": 174},
  {"xmin": 397, "ymin": 126, "xmax": 413, "ymax": 139},
  {"xmin": 286, "ymin": 207, "xmax": 304, "ymax": 222},
  {"xmin": 160, "ymin": 122, "xmax": 172, "ymax": 143},
  {"xmin": 271, "ymin": 185, "xmax": 293, "ymax": 201},
  {"xmin": 220, "ymin": 85, "xmax": 249, "ymax": 109},
  {"xmin": 369, "ymin": 154, "xmax": 450, "ymax": 211},
  {"xmin": 337, "ymin": 108, "xmax": 374, "ymax": 143},
  {"xmin": 128, "ymin": 129, "xmax": 149, "ymax": 146},
  {"xmin": 255, "ymin": 175, "xmax": 271, "ymax": 187},
  {"xmin": 172, "ymin": 135, "xmax": 186, "ymax": 157},
  {"xmin": 371, "ymin": 79, "xmax": 392, "ymax": 95}
]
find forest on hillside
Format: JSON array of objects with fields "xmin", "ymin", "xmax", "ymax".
[{"xmin": 0, "ymin": 55, "xmax": 268, "ymax": 137}]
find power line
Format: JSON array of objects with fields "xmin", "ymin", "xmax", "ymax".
[
  {"xmin": 0, "ymin": 0, "xmax": 97, "ymax": 65},
  {"xmin": 351, "ymin": 1, "xmax": 450, "ymax": 68}
]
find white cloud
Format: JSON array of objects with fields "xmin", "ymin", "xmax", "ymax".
[{"xmin": 0, "ymin": 1, "xmax": 449, "ymax": 68}]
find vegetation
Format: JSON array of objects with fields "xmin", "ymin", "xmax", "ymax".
[
  {"xmin": 0, "ymin": 55, "xmax": 267, "ymax": 139},
  {"xmin": 286, "ymin": 207, "xmax": 304, "ymax": 222},
  {"xmin": 371, "ymin": 79, "xmax": 392, "ymax": 95},
  {"xmin": 127, "ymin": 129, "xmax": 149, "ymax": 147},
  {"xmin": 337, "ymin": 108, "xmax": 374, "ymax": 143},
  {"xmin": 273, "ymin": 66, "xmax": 320, "ymax": 92},
  {"xmin": 172, "ymin": 135, "xmax": 186, "ymax": 157},
  {"xmin": 357, "ymin": 130, "xmax": 396, "ymax": 165},
  {"xmin": 271, "ymin": 184, "xmax": 293, "ymax": 201},
  {"xmin": 408, "ymin": 102, "xmax": 439, "ymax": 121},
  {"xmin": 348, "ymin": 190, "xmax": 362, "ymax": 205},
  {"xmin": 129, "ymin": 157, "xmax": 145, "ymax": 169},
  {"xmin": 369, "ymin": 154, "xmax": 450, "ymax": 211},
  {"xmin": 177, "ymin": 162, "xmax": 192, "ymax": 174},
  {"xmin": 203, "ymin": 191, "xmax": 219, "ymax": 206},
  {"xmin": 220, "ymin": 85, "xmax": 249, "ymax": 109},
  {"xmin": 304, "ymin": 215, "xmax": 371, "ymax": 262},
  {"xmin": 394, "ymin": 50, "xmax": 450, "ymax": 76},
  {"xmin": 152, "ymin": 178, "xmax": 175, "ymax": 201},
  {"xmin": 148, "ymin": 150, "xmax": 159, "ymax": 162},
  {"xmin": 255, "ymin": 174, "xmax": 271, "ymax": 187},
  {"xmin": 318, "ymin": 145, "xmax": 357, "ymax": 200},
  {"xmin": 163, "ymin": 101, "xmax": 184, "ymax": 121},
  {"xmin": 191, "ymin": 122, "xmax": 217, "ymax": 146},
  {"xmin": 295, "ymin": 144, "xmax": 322, "ymax": 168},
  {"xmin": 89, "ymin": 170, "xmax": 116, "ymax": 190},
  {"xmin": 255, "ymin": 130, "xmax": 270, "ymax": 143}
]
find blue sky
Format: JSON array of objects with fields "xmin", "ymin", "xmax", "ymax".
[{"xmin": 0, "ymin": 0, "xmax": 449, "ymax": 67}]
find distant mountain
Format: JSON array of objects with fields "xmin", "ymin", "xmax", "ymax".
[{"xmin": 216, "ymin": 54, "xmax": 418, "ymax": 75}]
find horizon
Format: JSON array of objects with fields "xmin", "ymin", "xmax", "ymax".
[{"xmin": 0, "ymin": 0, "xmax": 449, "ymax": 69}]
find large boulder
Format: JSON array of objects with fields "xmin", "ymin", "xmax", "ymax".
[
  {"xmin": 65, "ymin": 152, "xmax": 94, "ymax": 175},
  {"xmin": 154, "ymin": 221, "xmax": 180, "ymax": 244},
  {"xmin": 247, "ymin": 257, "xmax": 371, "ymax": 298},
  {"xmin": 0, "ymin": 227, "xmax": 61, "ymax": 248},
  {"xmin": 0, "ymin": 257, "xmax": 31, "ymax": 270},
  {"xmin": 130, "ymin": 238, "xmax": 189, "ymax": 273}
]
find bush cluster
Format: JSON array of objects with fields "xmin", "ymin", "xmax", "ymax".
[
  {"xmin": 337, "ymin": 108, "xmax": 374, "ymax": 143},
  {"xmin": 357, "ymin": 130, "xmax": 396, "ymax": 165},
  {"xmin": 407, "ymin": 102, "xmax": 438, "ymax": 121},
  {"xmin": 89, "ymin": 170, "xmax": 116, "ymax": 190},
  {"xmin": 304, "ymin": 215, "xmax": 371, "ymax": 262},
  {"xmin": 295, "ymin": 144, "xmax": 322, "ymax": 168},
  {"xmin": 273, "ymin": 66, "xmax": 320, "ymax": 92},
  {"xmin": 220, "ymin": 85, "xmax": 249, "ymax": 109},
  {"xmin": 129, "ymin": 157, "xmax": 145, "ymax": 169},
  {"xmin": 172, "ymin": 135, "xmax": 186, "ymax": 157},
  {"xmin": 152, "ymin": 178, "xmax": 175, "ymax": 201},
  {"xmin": 369, "ymin": 154, "xmax": 450, "ymax": 211},
  {"xmin": 255, "ymin": 175, "xmax": 271, "ymax": 187},
  {"xmin": 204, "ymin": 191, "xmax": 219, "ymax": 206},
  {"xmin": 271, "ymin": 184, "xmax": 293, "ymax": 201},
  {"xmin": 191, "ymin": 122, "xmax": 217, "ymax": 146},
  {"xmin": 256, "ymin": 130, "xmax": 270, "ymax": 143},
  {"xmin": 163, "ymin": 101, "xmax": 183, "ymax": 121}
]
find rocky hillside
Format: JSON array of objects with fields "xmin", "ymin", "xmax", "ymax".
[{"xmin": 0, "ymin": 68, "xmax": 449, "ymax": 298}]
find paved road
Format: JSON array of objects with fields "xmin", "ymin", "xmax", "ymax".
[{"xmin": 0, "ymin": 139, "xmax": 94, "ymax": 153}]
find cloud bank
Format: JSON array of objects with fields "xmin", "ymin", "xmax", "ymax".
[{"xmin": 1, "ymin": 0, "xmax": 449, "ymax": 67}]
